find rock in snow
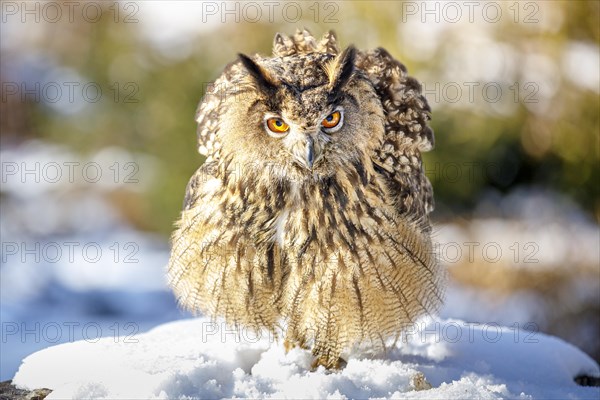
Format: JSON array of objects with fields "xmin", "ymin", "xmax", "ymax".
[{"xmin": 11, "ymin": 317, "xmax": 600, "ymax": 399}]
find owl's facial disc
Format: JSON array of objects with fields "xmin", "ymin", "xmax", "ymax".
[{"xmin": 237, "ymin": 49, "xmax": 356, "ymax": 173}]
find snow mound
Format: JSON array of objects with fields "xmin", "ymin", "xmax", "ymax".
[{"xmin": 13, "ymin": 317, "xmax": 599, "ymax": 399}]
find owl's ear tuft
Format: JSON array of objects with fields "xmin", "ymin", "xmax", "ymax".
[
  {"xmin": 238, "ymin": 53, "xmax": 278, "ymax": 94},
  {"xmin": 317, "ymin": 30, "xmax": 340, "ymax": 55},
  {"xmin": 326, "ymin": 46, "xmax": 356, "ymax": 101}
]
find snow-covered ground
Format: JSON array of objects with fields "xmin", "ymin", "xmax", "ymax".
[{"xmin": 12, "ymin": 317, "xmax": 600, "ymax": 399}]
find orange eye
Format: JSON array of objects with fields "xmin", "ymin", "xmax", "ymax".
[
  {"xmin": 266, "ymin": 118, "xmax": 290, "ymax": 134},
  {"xmin": 321, "ymin": 111, "xmax": 342, "ymax": 129}
]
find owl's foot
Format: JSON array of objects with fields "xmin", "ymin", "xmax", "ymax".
[{"xmin": 310, "ymin": 355, "xmax": 347, "ymax": 371}]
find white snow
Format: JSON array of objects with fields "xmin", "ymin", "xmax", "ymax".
[{"xmin": 13, "ymin": 317, "xmax": 600, "ymax": 399}]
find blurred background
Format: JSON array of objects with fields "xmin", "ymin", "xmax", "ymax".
[{"xmin": 1, "ymin": 0, "xmax": 598, "ymax": 381}]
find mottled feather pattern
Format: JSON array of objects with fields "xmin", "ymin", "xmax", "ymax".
[{"xmin": 169, "ymin": 29, "xmax": 445, "ymax": 369}]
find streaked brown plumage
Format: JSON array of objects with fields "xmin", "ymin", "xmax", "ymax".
[{"xmin": 167, "ymin": 30, "xmax": 445, "ymax": 369}]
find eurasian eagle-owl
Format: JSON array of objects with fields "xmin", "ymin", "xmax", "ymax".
[{"xmin": 168, "ymin": 30, "xmax": 445, "ymax": 369}]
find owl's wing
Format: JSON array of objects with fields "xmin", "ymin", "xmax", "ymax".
[{"xmin": 356, "ymin": 48, "xmax": 435, "ymax": 217}]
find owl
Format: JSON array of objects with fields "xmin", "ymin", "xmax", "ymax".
[{"xmin": 168, "ymin": 30, "xmax": 445, "ymax": 369}]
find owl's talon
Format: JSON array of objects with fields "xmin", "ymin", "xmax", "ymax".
[{"xmin": 310, "ymin": 356, "xmax": 347, "ymax": 371}]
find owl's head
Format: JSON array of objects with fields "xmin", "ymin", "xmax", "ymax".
[{"xmin": 197, "ymin": 30, "xmax": 385, "ymax": 182}]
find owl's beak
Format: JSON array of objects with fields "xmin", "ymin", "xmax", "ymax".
[
  {"xmin": 302, "ymin": 135, "xmax": 325, "ymax": 170},
  {"xmin": 289, "ymin": 132, "xmax": 323, "ymax": 170},
  {"xmin": 305, "ymin": 136, "xmax": 315, "ymax": 169}
]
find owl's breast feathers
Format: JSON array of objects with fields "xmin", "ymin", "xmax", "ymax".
[
  {"xmin": 171, "ymin": 146, "xmax": 442, "ymax": 323},
  {"xmin": 182, "ymin": 151, "xmax": 402, "ymax": 255}
]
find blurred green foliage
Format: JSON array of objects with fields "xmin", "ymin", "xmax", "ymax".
[{"xmin": 1, "ymin": 0, "xmax": 598, "ymax": 234}]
